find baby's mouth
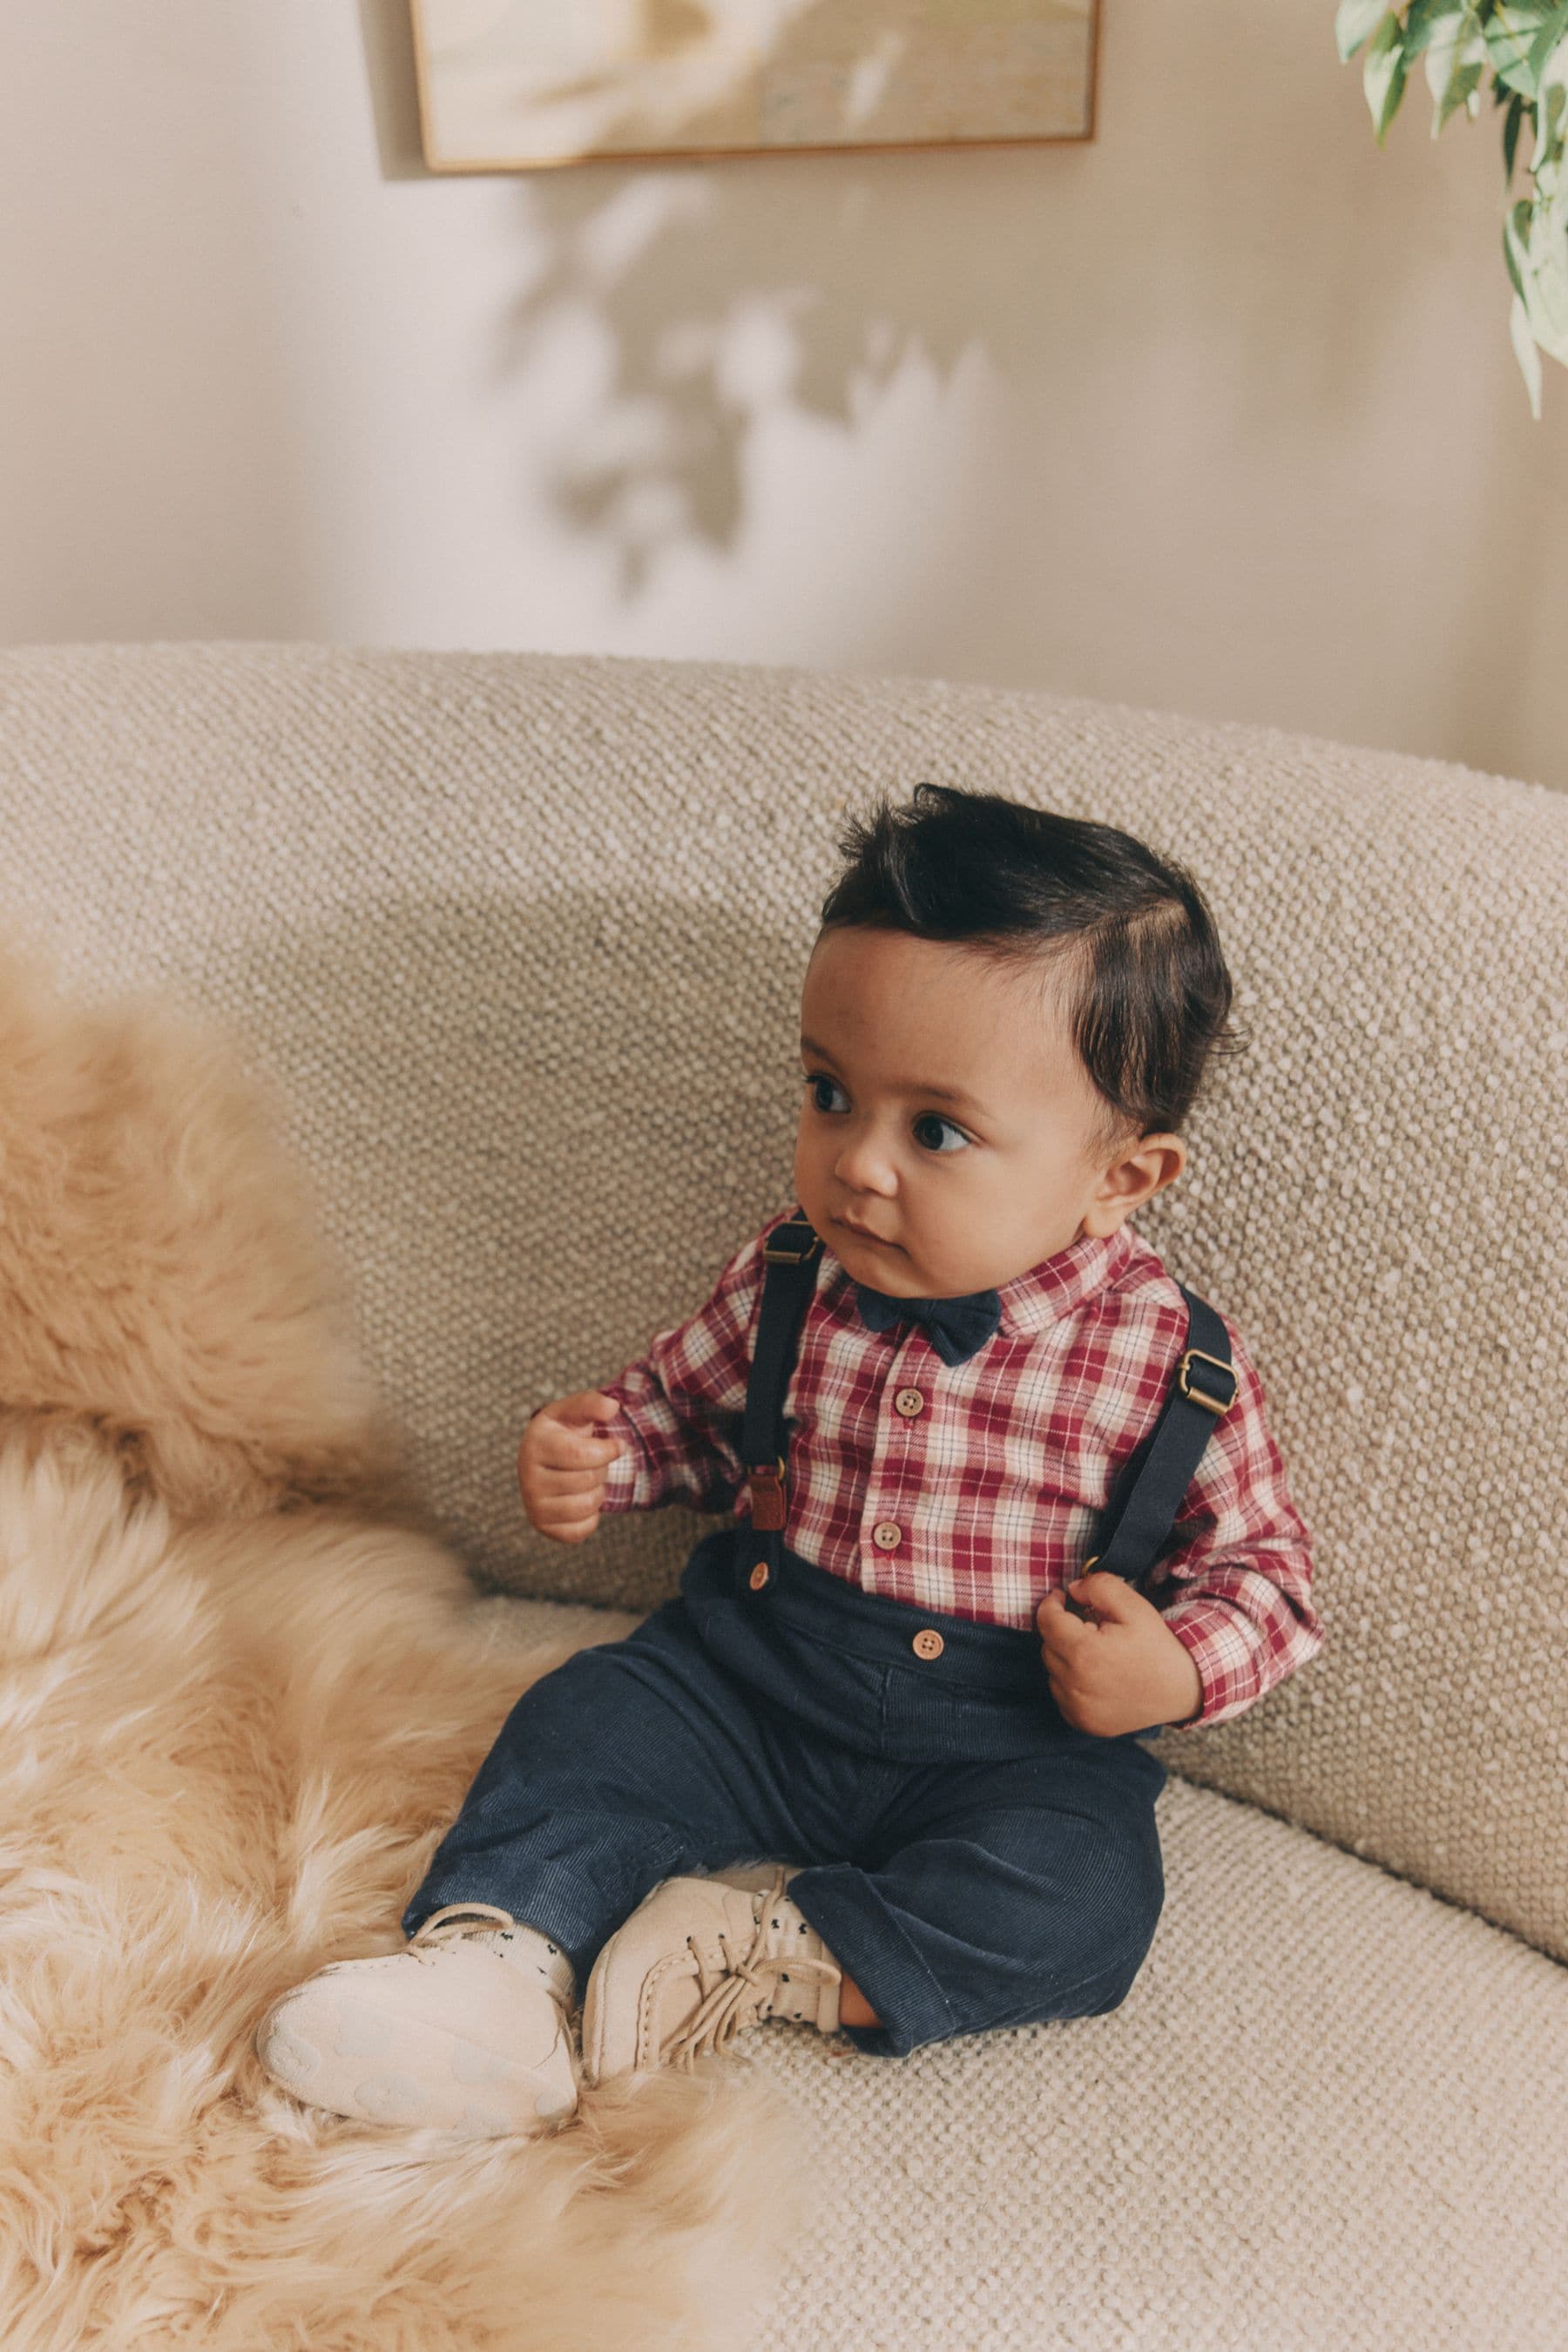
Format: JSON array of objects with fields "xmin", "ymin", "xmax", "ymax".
[{"xmin": 835, "ymin": 1216, "xmax": 897, "ymax": 1248}]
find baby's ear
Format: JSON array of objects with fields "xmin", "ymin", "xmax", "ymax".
[
  {"xmin": 1124, "ymin": 1132, "xmax": 1187, "ymax": 1209},
  {"xmin": 1156, "ymin": 1132, "xmax": 1188, "ymax": 1179}
]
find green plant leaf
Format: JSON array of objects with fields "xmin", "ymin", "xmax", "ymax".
[
  {"xmin": 1406, "ymin": 0, "xmax": 1467, "ymax": 56},
  {"xmin": 1531, "ymin": 31, "xmax": 1568, "ymax": 166},
  {"xmin": 1415, "ymin": 0, "xmax": 1490, "ymax": 128},
  {"xmin": 1505, "ymin": 189, "xmax": 1568, "ymax": 363},
  {"xmin": 1510, "ymin": 289, "xmax": 1545, "ymax": 412},
  {"xmin": 1336, "ymin": 0, "xmax": 1397, "ymax": 62},
  {"xmin": 1487, "ymin": 1, "xmax": 1566, "ymax": 96},
  {"xmin": 1525, "ymin": 6, "xmax": 1568, "ymax": 84},
  {"xmin": 1503, "ymin": 88, "xmax": 1531, "ymax": 174},
  {"xmin": 1441, "ymin": 57, "xmax": 1487, "ymax": 124},
  {"xmin": 1364, "ymin": 12, "xmax": 1411, "ymax": 138},
  {"xmin": 1529, "ymin": 242, "xmax": 1568, "ymax": 363}
]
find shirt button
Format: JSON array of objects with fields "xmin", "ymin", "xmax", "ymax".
[
  {"xmin": 872, "ymin": 1520, "xmax": 902, "ymax": 1551},
  {"xmin": 894, "ymin": 1387, "xmax": 925, "ymax": 1417},
  {"xmin": 912, "ymin": 1628, "xmax": 944, "ymax": 1661}
]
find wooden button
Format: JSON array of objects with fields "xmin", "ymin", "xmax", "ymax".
[
  {"xmin": 894, "ymin": 1387, "xmax": 925, "ymax": 1417},
  {"xmin": 872, "ymin": 1520, "xmax": 902, "ymax": 1550},
  {"xmin": 912, "ymin": 1628, "xmax": 944, "ymax": 1660},
  {"xmin": 748, "ymin": 1562, "xmax": 770, "ymax": 1590}
]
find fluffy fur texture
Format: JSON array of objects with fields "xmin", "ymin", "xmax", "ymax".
[
  {"xmin": 0, "ymin": 933, "xmax": 394, "ymax": 1520},
  {"xmin": 0, "ymin": 941, "xmax": 806, "ymax": 2351}
]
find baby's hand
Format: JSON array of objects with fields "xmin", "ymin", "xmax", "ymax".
[
  {"xmin": 517, "ymin": 1388, "xmax": 629, "ymax": 1544},
  {"xmin": 1037, "ymin": 1571, "xmax": 1204, "ymax": 1737}
]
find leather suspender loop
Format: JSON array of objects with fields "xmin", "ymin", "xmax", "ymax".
[{"xmin": 736, "ymin": 1215, "xmax": 822, "ymax": 1596}]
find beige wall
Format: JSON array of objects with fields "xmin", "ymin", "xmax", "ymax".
[{"xmin": 3, "ymin": 0, "xmax": 1565, "ymax": 789}]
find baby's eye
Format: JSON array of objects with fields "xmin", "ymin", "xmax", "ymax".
[
  {"xmin": 802, "ymin": 1073, "xmax": 848, "ymax": 1115},
  {"xmin": 912, "ymin": 1112, "xmax": 970, "ymax": 1154}
]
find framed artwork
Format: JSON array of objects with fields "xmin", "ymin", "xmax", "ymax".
[{"xmin": 409, "ymin": 3, "xmax": 1100, "ymax": 173}]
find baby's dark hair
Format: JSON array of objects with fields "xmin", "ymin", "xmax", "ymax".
[{"xmin": 816, "ymin": 782, "xmax": 1245, "ymax": 1152}]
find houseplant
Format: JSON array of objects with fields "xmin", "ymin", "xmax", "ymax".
[{"xmin": 1336, "ymin": 0, "xmax": 1568, "ymax": 411}]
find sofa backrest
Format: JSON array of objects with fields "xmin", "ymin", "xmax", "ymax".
[{"xmin": 2, "ymin": 641, "xmax": 1565, "ymax": 1966}]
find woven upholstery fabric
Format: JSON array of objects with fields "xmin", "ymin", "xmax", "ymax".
[
  {"xmin": 0, "ymin": 642, "xmax": 1564, "ymax": 1984},
  {"xmin": 751, "ymin": 1764, "xmax": 1568, "ymax": 2352}
]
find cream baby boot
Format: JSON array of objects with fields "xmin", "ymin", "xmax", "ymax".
[
  {"xmin": 255, "ymin": 1902, "xmax": 580, "ymax": 2138},
  {"xmin": 580, "ymin": 1864, "xmax": 843, "ymax": 2084}
]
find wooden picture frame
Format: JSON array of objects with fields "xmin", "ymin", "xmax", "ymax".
[{"xmin": 409, "ymin": 2, "xmax": 1100, "ymax": 173}]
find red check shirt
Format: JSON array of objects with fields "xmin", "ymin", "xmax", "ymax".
[{"xmin": 596, "ymin": 1200, "xmax": 1325, "ymax": 1731}]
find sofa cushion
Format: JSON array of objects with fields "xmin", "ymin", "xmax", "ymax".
[
  {"xmin": 1, "ymin": 640, "xmax": 1564, "ymax": 1976},
  {"xmin": 481, "ymin": 1593, "xmax": 1568, "ymax": 2352}
]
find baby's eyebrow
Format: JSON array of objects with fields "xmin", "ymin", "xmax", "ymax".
[{"xmin": 800, "ymin": 1036, "xmax": 987, "ymax": 1116}]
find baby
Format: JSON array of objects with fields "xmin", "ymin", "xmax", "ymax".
[{"xmin": 256, "ymin": 782, "xmax": 1324, "ymax": 2137}]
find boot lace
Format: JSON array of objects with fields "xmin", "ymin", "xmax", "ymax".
[{"xmin": 659, "ymin": 1868, "xmax": 841, "ymax": 2071}]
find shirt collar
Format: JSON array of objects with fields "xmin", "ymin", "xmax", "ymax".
[
  {"xmin": 811, "ymin": 1215, "xmax": 1136, "ymax": 1337},
  {"xmin": 992, "ymin": 1224, "xmax": 1137, "ymax": 1335}
]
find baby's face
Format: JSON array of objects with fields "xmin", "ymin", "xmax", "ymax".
[{"xmin": 793, "ymin": 925, "xmax": 1185, "ymax": 1299}]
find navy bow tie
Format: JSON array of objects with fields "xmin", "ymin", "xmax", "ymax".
[{"xmin": 852, "ymin": 1280, "xmax": 1003, "ymax": 1367}]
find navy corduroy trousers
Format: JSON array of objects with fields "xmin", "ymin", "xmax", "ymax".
[{"xmin": 403, "ymin": 1528, "xmax": 1168, "ymax": 2058}]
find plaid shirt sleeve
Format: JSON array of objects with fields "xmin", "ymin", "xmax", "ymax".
[
  {"xmin": 1142, "ymin": 1313, "xmax": 1326, "ymax": 1732},
  {"xmin": 592, "ymin": 1201, "xmax": 797, "ymax": 1517}
]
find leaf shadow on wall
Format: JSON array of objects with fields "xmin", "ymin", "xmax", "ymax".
[
  {"xmin": 359, "ymin": 0, "xmax": 1103, "ymax": 598},
  {"xmin": 478, "ymin": 0, "xmax": 1098, "ymax": 598}
]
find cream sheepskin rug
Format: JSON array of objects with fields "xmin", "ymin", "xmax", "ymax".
[{"xmin": 0, "ymin": 943, "xmax": 805, "ymax": 2351}]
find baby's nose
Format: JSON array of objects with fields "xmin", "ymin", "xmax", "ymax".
[{"xmin": 834, "ymin": 1137, "xmax": 896, "ymax": 1191}]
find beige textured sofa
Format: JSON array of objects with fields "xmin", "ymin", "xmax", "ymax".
[{"xmin": 3, "ymin": 640, "xmax": 1565, "ymax": 2351}]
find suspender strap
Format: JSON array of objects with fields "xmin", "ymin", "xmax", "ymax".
[
  {"xmin": 1087, "ymin": 1286, "xmax": 1237, "ymax": 1591},
  {"xmin": 736, "ymin": 1214, "xmax": 823, "ymax": 1595}
]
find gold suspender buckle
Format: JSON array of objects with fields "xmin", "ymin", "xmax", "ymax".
[
  {"xmin": 761, "ymin": 1228, "xmax": 822, "ymax": 1266},
  {"xmin": 747, "ymin": 1456, "xmax": 789, "ymax": 1531},
  {"xmin": 1178, "ymin": 1348, "xmax": 1237, "ymax": 1416}
]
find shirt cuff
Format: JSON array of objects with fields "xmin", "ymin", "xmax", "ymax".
[
  {"xmin": 1159, "ymin": 1616, "xmax": 1210, "ymax": 1727},
  {"xmin": 1157, "ymin": 1599, "xmax": 1268, "ymax": 1731},
  {"xmin": 596, "ymin": 1409, "xmax": 658, "ymax": 1515}
]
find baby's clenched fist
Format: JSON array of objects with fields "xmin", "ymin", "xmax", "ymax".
[{"xmin": 517, "ymin": 1388, "xmax": 629, "ymax": 1543}]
